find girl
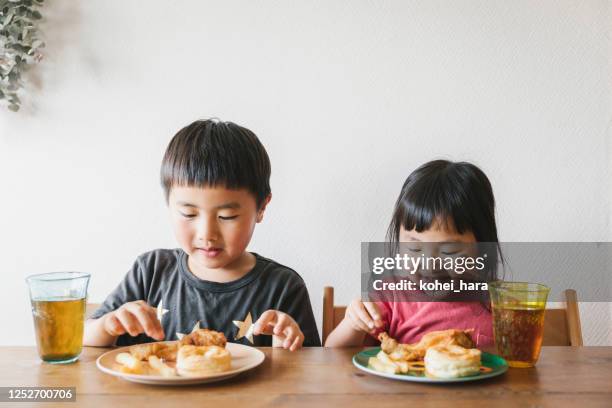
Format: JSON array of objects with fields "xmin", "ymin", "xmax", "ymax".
[{"xmin": 325, "ymin": 160, "xmax": 501, "ymax": 347}]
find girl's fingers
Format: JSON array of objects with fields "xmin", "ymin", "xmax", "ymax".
[
  {"xmin": 115, "ymin": 309, "xmax": 144, "ymax": 337},
  {"xmin": 346, "ymin": 309, "xmax": 366, "ymax": 332},
  {"xmin": 363, "ymin": 302, "xmax": 383, "ymax": 328},
  {"xmin": 353, "ymin": 301, "xmax": 375, "ymax": 330},
  {"xmin": 347, "ymin": 308, "xmax": 372, "ymax": 333}
]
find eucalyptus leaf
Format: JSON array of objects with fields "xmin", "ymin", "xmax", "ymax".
[{"xmin": 0, "ymin": 0, "xmax": 43, "ymax": 111}]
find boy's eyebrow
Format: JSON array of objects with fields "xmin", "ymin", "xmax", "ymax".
[
  {"xmin": 176, "ymin": 201, "xmax": 241, "ymax": 210},
  {"xmin": 215, "ymin": 202, "xmax": 241, "ymax": 210},
  {"xmin": 176, "ymin": 201, "xmax": 199, "ymax": 208}
]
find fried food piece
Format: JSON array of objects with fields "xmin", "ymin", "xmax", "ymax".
[
  {"xmin": 129, "ymin": 342, "xmax": 178, "ymax": 362},
  {"xmin": 368, "ymin": 355, "xmax": 399, "ymax": 374},
  {"xmin": 369, "ymin": 350, "xmax": 425, "ymax": 374},
  {"xmin": 378, "ymin": 332, "xmax": 422, "ymax": 361},
  {"xmin": 412, "ymin": 329, "xmax": 475, "ymax": 351},
  {"xmin": 129, "ymin": 342, "xmax": 162, "ymax": 360},
  {"xmin": 116, "ymin": 352, "xmax": 146, "ymax": 374},
  {"xmin": 379, "ymin": 329, "xmax": 475, "ymax": 362},
  {"xmin": 156, "ymin": 343, "xmax": 178, "ymax": 362},
  {"xmin": 148, "ymin": 355, "xmax": 177, "ymax": 377},
  {"xmin": 179, "ymin": 329, "xmax": 227, "ymax": 348}
]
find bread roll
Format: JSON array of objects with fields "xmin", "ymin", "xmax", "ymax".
[
  {"xmin": 176, "ymin": 345, "xmax": 231, "ymax": 376},
  {"xmin": 424, "ymin": 345, "xmax": 481, "ymax": 378}
]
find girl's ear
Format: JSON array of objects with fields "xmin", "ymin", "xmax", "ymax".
[{"xmin": 256, "ymin": 194, "xmax": 272, "ymax": 223}]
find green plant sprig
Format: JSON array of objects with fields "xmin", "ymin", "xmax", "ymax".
[{"xmin": 0, "ymin": 0, "xmax": 45, "ymax": 112}]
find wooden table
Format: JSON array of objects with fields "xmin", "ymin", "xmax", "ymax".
[{"xmin": 1, "ymin": 346, "xmax": 611, "ymax": 407}]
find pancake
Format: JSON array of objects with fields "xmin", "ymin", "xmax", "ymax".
[
  {"xmin": 176, "ymin": 345, "xmax": 231, "ymax": 376},
  {"xmin": 424, "ymin": 344, "xmax": 481, "ymax": 378}
]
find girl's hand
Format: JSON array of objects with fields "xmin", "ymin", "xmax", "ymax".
[
  {"xmin": 345, "ymin": 298, "xmax": 384, "ymax": 334},
  {"xmin": 103, "ymin": 300, "xmax": 165, "ymax": 340},
  {"xmin": 253, "ymin": 310, "xmax": 305, "ymax": 351}
]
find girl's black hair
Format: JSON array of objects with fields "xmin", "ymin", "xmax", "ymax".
[{"xmin": 387, "ymin": 160, "xmax": 502, "ymax": 281}]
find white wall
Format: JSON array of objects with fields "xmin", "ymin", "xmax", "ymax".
[{"xmin": 1, "ymin": 0, "xmax": 610, "ymax": 345}]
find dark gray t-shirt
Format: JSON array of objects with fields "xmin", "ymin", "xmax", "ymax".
[{"xmin": 90, "ymin": 248, "xmax": 321, "ymax": 347}]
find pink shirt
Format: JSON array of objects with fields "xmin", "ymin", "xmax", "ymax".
[{"xmin": 371, "ymin": 301, "xmax": 494, "ymax": 348}]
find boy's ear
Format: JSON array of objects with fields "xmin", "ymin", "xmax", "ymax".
[{"xmin": 256, "ymin": 194, "xmax": 272, "ymax": 223}]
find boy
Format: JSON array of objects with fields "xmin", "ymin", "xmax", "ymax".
[{"xmin": 84, "ymin": 119, "xmax": 321, "ymax": 350}]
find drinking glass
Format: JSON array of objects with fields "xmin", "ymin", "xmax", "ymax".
[
  {"xmin": 489, "ymin": 281, "xmax": 550, "ymax": 368},
  {"xmin": 26, "ymin": 272, "xmax": 90, "ymax": 364}
]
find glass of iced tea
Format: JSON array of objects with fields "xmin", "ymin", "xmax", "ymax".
[
  {"xmin": 26, "ymin": 272, "xmax": 90, "ymax": 364},
  {"xmin": 489, "ymin": 281, "xmax": 550, "ymax": 368}
]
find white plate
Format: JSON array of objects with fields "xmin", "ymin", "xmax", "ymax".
[{"xmin": 96, "ymin": 341, "xmax": 265, "ymax": 385}]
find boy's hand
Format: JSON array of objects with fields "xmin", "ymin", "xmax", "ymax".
[
  {"xmin": 253, "ymin": 310, "xmax": 304, "ymax": 351},
  {"xmin": 345, "ymin": 298, "xmax": 384, "ymax": 334},
  {"xmin": 103, "ymin": 300, "xmax": 165, "ymax": 341}
]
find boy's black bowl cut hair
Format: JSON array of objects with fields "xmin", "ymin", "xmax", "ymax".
[
  {"xmin": 387, "ymin": 160, "xmax": 502, "ymax": 281},
  {"xmin": 160, "ymin": 119, "xmax": 271, "ymax": 208}
]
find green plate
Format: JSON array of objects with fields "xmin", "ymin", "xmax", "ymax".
[{"xmin": 352, "ymin": 347, "xmax": 508, "ymax": 383}]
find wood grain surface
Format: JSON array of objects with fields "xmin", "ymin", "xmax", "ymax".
[{"xmin": 0, "ymin": 346, "xmax": 611, "ymax": 407}]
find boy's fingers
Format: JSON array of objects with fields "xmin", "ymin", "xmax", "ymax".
[
  {"xmin": 253, "ymin": 310, "xmax": 277, "ymax": 335},
  {"xmin": 273, "ymin": 314, "xmax": 290, "ymax": 336},
  {"xmin": 281, "ymin": 326, "xmax": 297, "ymax": 348},
  {"xmin": 126, "ymin": 303, "xmax": 164, "ymax": 340},
  {"xmin": 363, "ymin": 302, "xmax": 383, "ymax": 327},
  {"xmin": 105, "ymin": 314, "xmax": 126, "ymax": 336},
  {"xmin": 283, "ymin": 326, "xmax": 304, "ymax": 350},
  {"xmin": 118, "ymin": 313, "xmax": 144, "ymax": 338},
  {"xmin": 146, "ymin": 308, "xmax": 166, "ymax": 339},
  {"xmin": 140, "ymin": 303, "xmax": 164, "ymax": 338},
  {"xmin": 141, "ymin": 304, "xmax": 165, "ymax": 339},
  {"xmin": 290, "ymin": 333, "xmax": 304, "ymax": 351},
  {"xmin": 115, "ymin": 309, "xmax": 144, "ymax": 337}
]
